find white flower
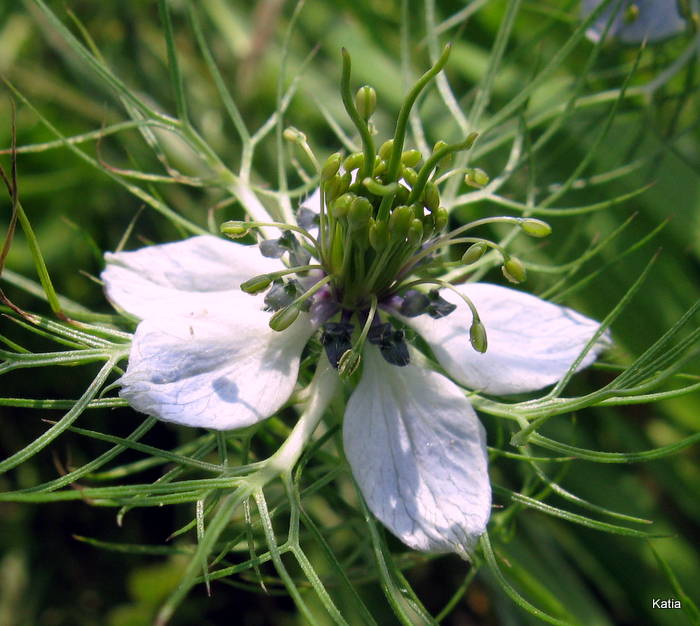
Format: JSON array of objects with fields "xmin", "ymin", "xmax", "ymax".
[
  {"xmin": 582, "ymin": 0, "xmax": 698, "ymax": 44},
  {"xmin": 102, "ymin": 231, "xmax": 609, "ymax": 558}
]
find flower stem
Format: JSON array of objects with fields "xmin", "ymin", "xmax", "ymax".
[{"xmin": 266, "ymin": 361, "xmax": 339, "ymax": 475}]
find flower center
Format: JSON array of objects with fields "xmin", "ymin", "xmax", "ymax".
[{"xmin": 220, "ymin": 45, "xmax": 553, "ymax": 373}]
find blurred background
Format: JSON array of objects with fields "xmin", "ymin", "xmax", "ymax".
[{"xmin": 1, "ymin": 1, "xmax": 699, "ymax": 624}]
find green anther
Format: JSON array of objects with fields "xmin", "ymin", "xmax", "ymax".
[
  {"xmin": 369, "ymin": 218, "xmax": 389, "ymax": 251},
  {"xmin": 502, "ymin": 257, "xmax": 527, "ymax": 283},
  {"xmin": 465, "ymin": 167, "xmax": 490, "ymax": 188},
  {"xmin": 321, "ymin": 152, "xmax": 342, "ymax": 181},
  {"xmin": 379, "ymin": 139, "xmax": 394, "ymax": 160},
  {"xmin": 373, "ymin": 159, "xmax": 387, "ymax": 177},
  {"xmin": 348, "ymin": 196, "xmax": 372, "ymax": 231},
  {"xmin": 389, "ymin": 205, "xmax": 413, "ymax": 237},
  {"xmin": 331, "ymin": 192, "xmax": 355, "ymax": 219},
  {"xmin": 282, "ymin": 126, "xmax": 306, "ymax": 144},
  {"xmin": 220, "ymin": 221, "xmax": 250, "ymax": 238},
  {"xmin": 340, "ymin": 170, "xmax": 352, "ymax": 191},
  {"xmin": 355, "ymin": 85, "xmax": 377, "ymax": 120},
  {"xmin": 343, "ymin": 152, "xmax": 364, "ymax": 172},
  {"xmin": 432, "ymin": 140, "xmax": 448, "ymax": 152},
  {"xmin": 422, "ymin": 181, "xmax": 440, "ymax": 211},
  {"xmin": 421, "ymin": 213, "xmax": 435, "ymax": 240},
  {"xmin": 407, "ymin": 218, "xmax": 424, "ymax": 247},
  {"xmin": 469, "ymin": 319, "xmax": 488, "ymax": 353},
  {"xmin": 338, "ymin": 349, "xmax": 362, "ymax": 378},
  {"xmin": 401, "ymin": 165, "xmax": 418, "ymax": 186},
  {"xmin": 324, "ymin": 174, "xmax": 346, "ymax": 204},
  {"xmin": 269, "ymin": 304, "xmax": 300, "ymax": 331},
  {"xmin": 431, "ymin": 140, "xmax": 453, "ymax": 168},
  {"xmin": 240, "ymin": 274, "xmax": 272, "ymax": 294},
  {"xmin": 520, "ymin": 218, "xmax": 552, "ymax": 238},
  {"xmin": 363, "ymin": 177, "xmax": 399, "ymax": 197},
  {"xmin": 461, "ymin": 242, "xmax": 488, "ymax": 265},
  {"xmin": 412, "ymin": 203, "xmax": 425, "ymax": 219},
  {"xmin": 433, "ymin": 206, "xmax": 448, "ymax": 232},
  {"xmin": 401, "ymin": 150, "xmax": 421, "ymax": 167},
  {"xmin": 395, "ymin": 185, "xmax": 409, "ymax": 205},
  {"xmin": 330, "ymin": 225, "xmax": 344, "ymax": 271},
  {"xmin": 407, "ymin": 132, "xmax": 478, "ymax": 205}
]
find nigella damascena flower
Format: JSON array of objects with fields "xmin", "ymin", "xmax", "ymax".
[
  {"xmin": 102, "ymin": 47, "xmax": 610, "ymax": 557},
  {"xmin": 101, "ymin": 192, "xmax": 609, "ymax": 558}
]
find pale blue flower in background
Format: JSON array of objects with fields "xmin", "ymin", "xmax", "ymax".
[{"xmin": 582, "ymin": 0, "xmax": 698, "ymax": 43}]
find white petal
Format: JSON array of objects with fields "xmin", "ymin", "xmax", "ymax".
[
  {"xmin": 404, "ymin": 283, "xmax": 609, "ymax": 395},
  {"xmin": 582, "ymin": 0, "xmax": 692, "ymax": 44},
  {"xmin": 119, "ymin": 302, "xmax": 314, "ymax": 430},
  {"xmin": 102, "ymin": 235, "xmax": 281, "ymax": 319},
  {"xmin": 344, "ymin": 348, "xmax": 490, "ymax": 557}
]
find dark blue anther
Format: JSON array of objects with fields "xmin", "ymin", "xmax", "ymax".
[
  {"xmin": 398, "ymin": 290, "xmax": 430, "ymax": 317},
  {"xmin": 297, "ymin": 206, "xmax": 319, "ymax": 230},
  {"xmin": 321, "ymin": 321, "xmax": 354, "ymax": 368},
  {"xmin": 264, "ymin": 280, "xmax": 300, "ymax": 311},
  {"xmin": 259, "ymin": 230, "xmax": 310, "ymax": 266},
  {"xmin": 368, "ymin": 322, "xmax": 410, "ymax": 366},
  {"xmin": 427, "ymin": 289, "xmax": 456, "ymax": 319}
]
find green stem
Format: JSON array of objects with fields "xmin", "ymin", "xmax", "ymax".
[
  {"xmin": 385, "ymin": 43, "xmax": 452, "ymax": 183},
  {"xmin": 340, "ymin": 49, "xmax": 376, "ymax": 181}
]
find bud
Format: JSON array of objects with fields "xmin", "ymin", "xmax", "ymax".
[
  {"xmin": 331, "ymin": 192, "xmax": 355, "ymax": 219},
  {"xmin": 461, "ymin": 242, "xmax": 488, "ymax": 265},
  {"xmin": 369, "ymin": 218, "xmax": 388, "ymax": 251},
  {"xmin": 422, "ymin": 181, "xmax": 440, "ymax": 211},
  {"xmin": 388, "ymin": 205, "xmax": 413, "ymax": 237},
  {"xmin": 355, "ymin": 85, "xmax": 377, "ymax": 120},
  {"xmin": 433, "ymin": 206, "xmax": 448, "ymax": 232},
  {"xmin": 464, "ymin": 167, "xmax": 489, "ymax": 188},
  {"xmin": 520, "ymin": 218, "xmax": 552, "ymax": 238},
  {"xmin": 502, "ymin": 257, "xmax": 527, "ymax": 283},
  {"xmin": 401, "ymin": 149, "xmax": 421, "ymax": 167},
  {"xmin": 321, "ymin": 152, "xmax": 342, "ymax": 181},
  {"xmin": 269, "ymin": 305, "xmax": 300, "ymax": 331},
  {"xmin": 220, "ymin": 221, "xmax": 250, "ymax": 238},
  {"xmin": 240, "ymin": 274, "xmax": 272, "ymax": 294},
  {"xmin": 379, "ymin": 139, "xmax": 394, "ymax": 160},
  {"xmin": 343, "ymin": 152, "xmax": 364, "ymax": 172},
  {"xmin": 469, "ymin": 319, "xmax": 488, "ymax": 353},
  {"xmin": 348, "ymin": 196, "xmax": 372, "ymax": 231},
  {"xmin": 338, "ymin": 349, "xmax": 362, "ymax": 378}
]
